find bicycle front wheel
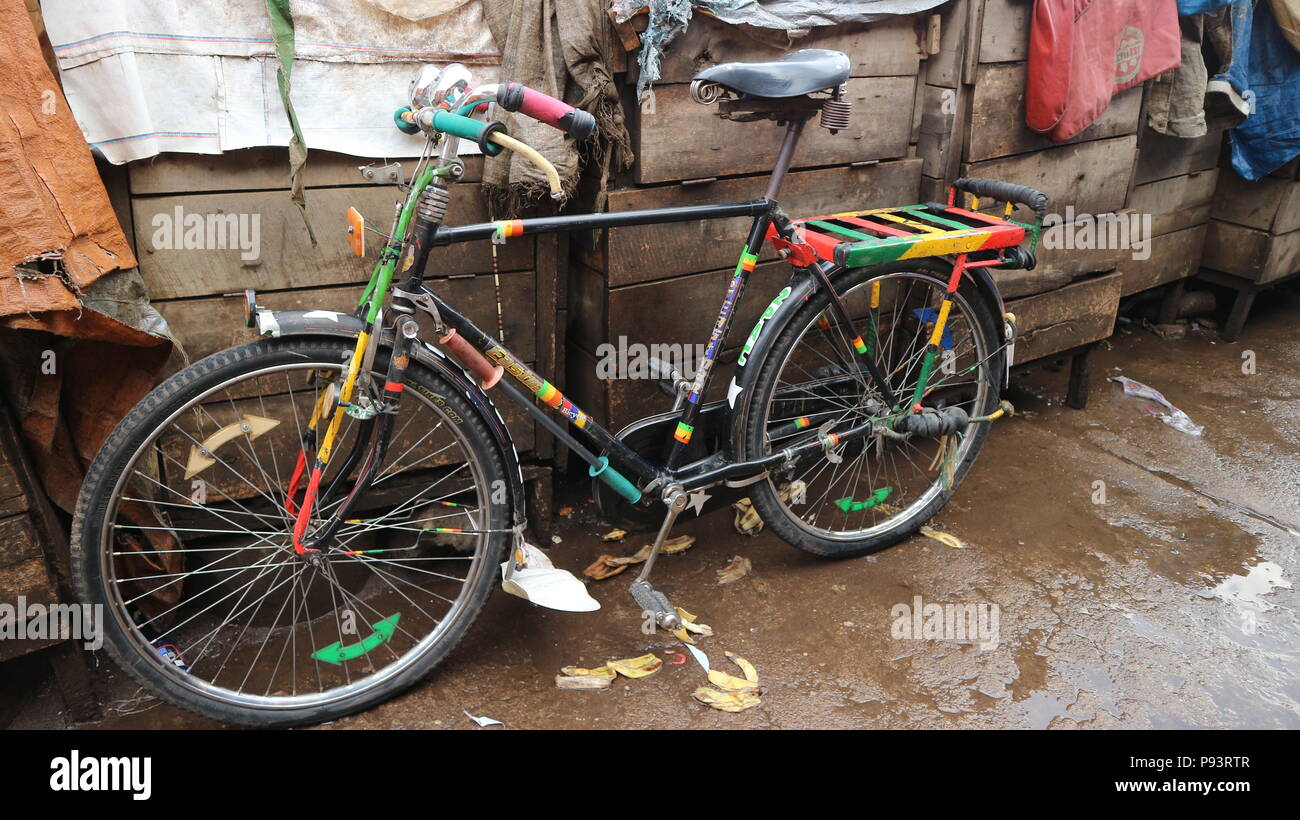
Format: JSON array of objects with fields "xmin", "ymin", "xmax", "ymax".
[
  {"xmin": 72, "ymin": 336, "xmax": 510, "ymax": 726},
  {"xmin": 741, "ymin": 259, "xmax": 1003, "ymax": 557}
]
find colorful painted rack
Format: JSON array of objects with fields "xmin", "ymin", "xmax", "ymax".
[{"xmin": 773, "ymin": 203, "xmax": 1029, "ymax": 268}]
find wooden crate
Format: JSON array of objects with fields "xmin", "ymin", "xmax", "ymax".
[
  {"xmin": 1128, "ymin": 169, "xmax": 1219, "ymax": 236},
  {"xmin": 965, "ymin": 62, "xmax": 1142, "ymax": 163},
  {"xmin": 1133, "ymin": 127, "xmax": 1224, "ymax": 186},
  {"xmin": 1210, "ymin": 171, "xmax": 1300, "ymax": 235},
  {"xmin": 633, "ymin": 77, "xmax": 918, "ymax": 184},
  {"xmin": 961, "ymin": 135, "xmax": 1138, "ymax": 217},
  {"xmin": 1007, "ymin": 271, "xmax": 1121, "ymax": 362},
  {"xmin": 1202, "ymin": 221, "xmax": 1300, "ymax": 284},
  {"xmin": 1119, "ymin": 224, "xmax": 1208, "ymax": 296}
]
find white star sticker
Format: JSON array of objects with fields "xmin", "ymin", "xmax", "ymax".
[{"xmin": 686, "ymin": 489, "xmax": 711, "ymax": 516}]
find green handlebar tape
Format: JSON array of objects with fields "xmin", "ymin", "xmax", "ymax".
[
  {"xmin": 393, "ymin": 107, "xmax": 420, "ymax": 135},
  {"xmin": 589, "ymin": 457, "xmax": 642, "ymax": 504},
  {"xmin": 430, "ymin": 110, "xmax": 503, "ymax": 155}
]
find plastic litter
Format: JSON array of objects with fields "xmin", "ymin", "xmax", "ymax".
[
  {"xmin": 500, "ymin": 542, "xmax": 600, "ymax": 612},
  {"xmin": 1109, "ymin": 376, "xmax": 1204, "ymax": 436},
  {"xmin": 463, "ymin": 710, "xmax": 503, "ymax": 728}
]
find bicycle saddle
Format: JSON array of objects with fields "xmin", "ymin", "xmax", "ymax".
[{"xmin": 692, "ymin": 49, "xmax": 851, "ymax": 99}]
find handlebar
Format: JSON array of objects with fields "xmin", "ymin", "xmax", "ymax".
[
  {"xmin": 951, "ymin": 177, "xmax": 1048, "ymax": 223},
  {"xmin": 496, "ymin": 83, "xmax": 596, "ymax": 140}
]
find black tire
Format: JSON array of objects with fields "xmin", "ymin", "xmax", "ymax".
[
  {"xmin": 740, "ymin": 259, "xmax": 1003, "ymax": 558},
  {"xmin": 72, "ymin": 336, "xmax": 510, "ymax": 727}
]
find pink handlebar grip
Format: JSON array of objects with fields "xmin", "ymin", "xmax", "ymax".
[{"xmin": 497, "ymin": 82, "xmax": 596, "ymax": 140}]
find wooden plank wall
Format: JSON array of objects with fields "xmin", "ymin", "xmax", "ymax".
[
  {"xmin": 572, "ymin": 13, "xmax": 929, "ymax": 431},
  {"xmin": 1203, "ymin": 159, "xmax": 1300, "ymax": 284},
  {"xmin": 122, "ymin": 149, "xmax": 561, "ymax": 462}
]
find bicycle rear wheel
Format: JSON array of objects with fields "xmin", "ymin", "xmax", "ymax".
[
  {"xmin": 72, "ymin": 336, "xmax": 510, "ymax": 726},
  {"xmin": 741, "ymin": 259, "xmax": 1003, "ymax": 557}
]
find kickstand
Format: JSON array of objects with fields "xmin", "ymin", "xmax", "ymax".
[{"xmin": 627, "ymin": 485, "xmax": 688, "ymax": 631}]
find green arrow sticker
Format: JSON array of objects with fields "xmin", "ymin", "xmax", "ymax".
[
  {"xmin": 834, "ymin": 487, "xmax": 892, "ymax": 513},
  {"xmin": 311, "ymin": 613, "xmax": 400, "ymax": 665}
]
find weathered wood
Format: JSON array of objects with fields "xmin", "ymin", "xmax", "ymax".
[
  {"xmin": 966, "ymin": 62, "xmax": 1142, "ymax": 162},
  {"xmin": 130, "ymin": 149, "xmax": 484, "ymax": 195},
  {"xmin": 153, "ymin": 270, "xmax": 538, "ymax": 367},
  {"xmin": 134, "ymin": 184, "xmax": 534, "ymax": 300},
  {"xmin": 1119, "ymin": 224, "xmax": 1207, "ymax": 296},
  {"xmin": 0, "ymin": 454, "xmax": 24, "ymax": 519},
  {"xmin": 1127, "ymin": 169, "xmax": 1219, "ymax": 236},
  {"xmin": 978, "ymin": 0, "xmax": 1031, "ymax": 63},
  {"xmin": 918, "ymin": 83, "xmax": 958, "ymax": 178},
  {"xmin": 0, "ymin": 514, "xmax": 60, "ymax": 662},
  {"xmin": 650, "ymin": 13, "xmax": 923, "ymax": 84},
  {"xmin": 595, "ymin": 158, "xmax": 922, "ymax": 286},
  {"xmin": 926, "ymin": 0, "xmax": 969, "ymax": 88},
  {"xmin": 1211, "ymin": 171, "xmax": 1300, "ymax": 234},
  {"xmin": 962, "ymin": 135, "xmax": 1138, "ymax": 217},
  {"xmin": 1006, "ymin": 271, "xmax": 1120, "ymax": 363},
  {"xmin": 569, "ymin": 258, "xmax": 791, "ymax": 356},
  {"xmin": 1202, "ymin": 221, "xmax": 1300, "ymax": 284},
  {"xmin": 634, "ymin": 77, "xmax": 917, "ymax": 184},
  {"xmin": 1134, "ymin": 127, "xmax": 1223, "ymax": 185}
]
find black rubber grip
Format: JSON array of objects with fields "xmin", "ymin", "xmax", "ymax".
[{"xmin": 952, "ymin": 177, "xmax": 1048, "ymax": 221}]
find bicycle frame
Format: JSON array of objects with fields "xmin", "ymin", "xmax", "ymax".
[{"xmin": 301, "ymin": 117, "xmax": 1025, "ymax": 544}]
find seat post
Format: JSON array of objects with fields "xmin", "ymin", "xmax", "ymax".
[{"xmin": 764, "ymin": 117, "xmax": 807, "ymax": 201}]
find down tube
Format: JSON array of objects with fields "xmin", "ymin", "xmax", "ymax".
[{"xmin": 428, "ymin": 292, "xmax": 660, "ymax": 483}]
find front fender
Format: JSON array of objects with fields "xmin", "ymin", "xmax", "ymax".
[{"xmin": 254, "ymin": 309, "xmax": 528, "ymax": 526}]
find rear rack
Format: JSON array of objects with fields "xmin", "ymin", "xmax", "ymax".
[{"xmin": 771, "ymin": 201, "xmax": 1032, "ymax": 268}]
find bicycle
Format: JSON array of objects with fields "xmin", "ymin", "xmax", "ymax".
[{"xmin": 72, "ymin": 50, "xmax": 1047, "ymax": 726}]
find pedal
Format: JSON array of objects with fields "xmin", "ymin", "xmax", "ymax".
[{"xmin": 628, "ymin": 579, "xmax": 681, "ymax": 630}]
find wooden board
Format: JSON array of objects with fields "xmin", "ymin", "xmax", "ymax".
[
  {"xmin": 569, "ymin": 259, "xmax": 791, "ymax": 355},
  {"xmin": 1134, "ymin": 128, "xmax": 1224, "ymax": 185},
  {"xmin": 1210, "ymin": 171, "xmax": 1300, "ymax": 235},
  {"xmin": 962, "ymin": 135, "xmax": 1138, "ymax": 217},
  {"xmin": 134, "ymin": 184, "xmax": 533, "ymax": 300},
  {"xmin": 1202, "ymin": 221, "xmax": 1300, "ymax": 284},
  {"xmin": 634, "ymin": 77, "xmax": 917, "ymax": 184},
  {"xmin": 154, "ymin": 270, "xmax": 539, "ymax": 366},
  {"xmin": 651, "ymin": 13, "xmax": 923, "ymax": 84},
  {"xmin": 926, "ymin": 0, "xmax": 969, "ymax": 88},
  {"xmin": 130, "ymin": 149, "xmax": 484, "ymax": 195},
  {"xmin": 594, "ymin": 158, "xmax": 922, "ymax": 286},
  {"xmin": 1034, "ymin": 217, "xmax": 1127, "ymax": 281},
  {"xmin": 0, "ymin": 513, "xmax": 60, "ymax": 661},
  {"xmin": 966, "ymin": 62, "xmax": 1142, "ymax": 163},
  {"xmin": 978, "ymin": 0, "xmax": 1031, "ymax": 63},
  {"xmin": 1006, "ymin": 271, "xmax": 1120, "ymax": 363},
  {"xmin": 1127, "ymin": 170, "xmax": 1219, "ymax": 236},
  {"xmin": 1118, "ymin": 224, "xmax": 1207, "ymax": 296},
  {"xmin": 567, "ymin": 345, "xmax": 741, "ymax": 433}
]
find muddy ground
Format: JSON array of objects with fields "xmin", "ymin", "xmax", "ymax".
[{"xmin": 8, "ymin": 286, "xmax": 1299, "ymax": 730}]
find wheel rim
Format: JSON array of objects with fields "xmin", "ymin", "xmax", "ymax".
[
  {"xmin": 96, "ymin": 354, "xmax": 498, "ymax": 712},
  {"xmin": 758, "ymin": 271, "xmax": 993, "ymax": 541}
]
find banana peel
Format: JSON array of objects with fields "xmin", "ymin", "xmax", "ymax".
[
  {"xmin": 555, "ymin": 665, "xmax": 617, "ymax": 689},
  {"xmin": 694, "ymin": 651, "xmax": 761, "ymax": 712},
  {"xmin": 606, "ymin": 652, "xmax": 663, "ymax": 679},
  {"xmin": 716, "ymin": 555, "xmax": 751, "ymax": 585},
  {"xmin": 877, "ymin": 501, "xmax": 968, "ymax": 550},
  {"xmin": 672, "ymin": 607, "xmax": 714, "ymax": 644},
  {"xmin": 583, "ymin": 535, "xmax": 695, "ymax": 581}
]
